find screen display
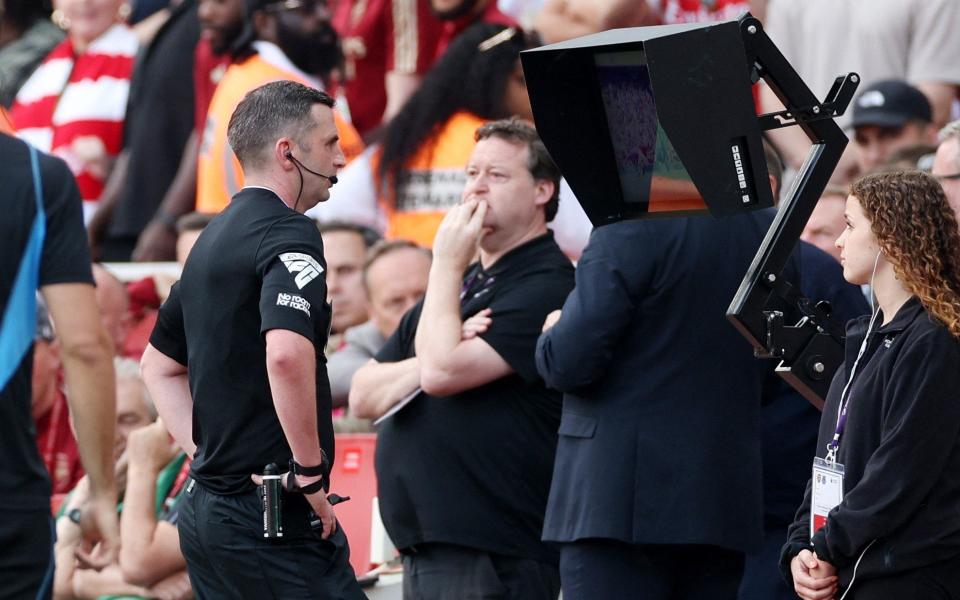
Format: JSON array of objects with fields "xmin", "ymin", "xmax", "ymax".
[{"xmin": 594, "ymin": 50, "xmax": 706, "ymax": 214}]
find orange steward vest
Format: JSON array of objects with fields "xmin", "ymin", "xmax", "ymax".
[{"xmin": 196, "ymin": 51, "xmax": 363, "ymax": 214}]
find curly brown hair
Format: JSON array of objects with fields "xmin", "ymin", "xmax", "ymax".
[{"xmin": 850, "ymin": 171, "xmax": 960, "ymax": 337}]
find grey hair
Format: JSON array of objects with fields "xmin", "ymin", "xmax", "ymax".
[
  {"xmin": 937, "ymin": 119, "xmax": 960, "ymax": 144},
  {"xmin": 116, "ymin": 357, "xmax": 156, "ymax": 419}
]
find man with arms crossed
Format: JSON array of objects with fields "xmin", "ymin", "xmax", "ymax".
[{"xmin": 351, "ymin": 118, "xmax": 574, "ymax": 600}]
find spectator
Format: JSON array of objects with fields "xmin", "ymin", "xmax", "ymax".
[
  {"xmin": 351, "ymin": 118, "xmax": 573, "ymax": 599},
  {"xmin": 194, "ymin": 0, "xmax": 363, "ymax": 214},
  {"xmin": 932, "ymin": 120, "xmax": 960, "ymax": 220},
  {"xmin": 801, "ymin": 186, "xmax": 848, "ymax": 262},
  {"xmin": 761, "ymin": 0, "xmax": 960, "ymax": 180},
  {"xmin": 118, "ymin": 418, "xmax": 191, "ymax": 597},
  {"xmin": 88, "ymin": 0, "xmax": 200, "ymax": 262},
  {"xmin": 0, "ymin": 0, "xmax": 63, "ymax": 107},
  {"xmin": 2, "ymin": 128, "xmax": 117, "ymax": 600},
  {"xmin": 175, "ymin": 211, "xmax": 214, "ymax": 264},
  {"xmin": 9, "ymin": 0, "xmax": 138, "ymax": 223},
  {"xmin": 327, "ymin": 240, "xmax": 431, "ymax": 414},
  {"xmin": 333, "ymin": 0, "xmax": 445, "ymax": 139},
  {"xmin": 312, "ymin": 23, "xmax": 533, "ymax": 247},
  {"xmin": 32, "ymin": 297, "xmax": 84, "ymax": 502},
  {"xmin": 54, "ymin": 358, "xmax": 190, "ymax": 600},
  {"xmin": 430, "ymin": 0, "xmax": 515, "ymax": 57},
  {"xmin": 534, "ymin": 0, "xmax": 651, "ymax": 43},
  {"xmin": 119, "ymin": 0, "xmax": 249, "ymax": 262},
  {"xmin": 879, "ymin": 143, "xmax": 937, "ymax": 173},
  {"xmin": 782, "ymin": 171, "xmax": 960, "ymax": 599},
  {"xmin": 317, "ymin": 221, "xmax": 382, "ymax": 347},
  {"xmin": 851, "ymin": 80, "xmax": 936, "ymax": 176},
  {"xmin": 93, "ymin": 263, "xmax": 133, "ymax": 356}
]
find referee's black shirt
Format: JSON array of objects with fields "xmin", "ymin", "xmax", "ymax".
[{"xmin": 150, "ymin": 187, "xmax": 334, "ymax": 495}]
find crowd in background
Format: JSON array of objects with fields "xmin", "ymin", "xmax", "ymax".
[{"xmin": 3, "ymin": 0, "xmax": 960, "ymax": 598}]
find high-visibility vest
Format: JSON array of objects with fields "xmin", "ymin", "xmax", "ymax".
[
  {"xmin": 196, "ymin": 52, "xmax": 363, "ymax": 214},
  {"xmin": 377, "ymin": 111, "xmax": 485, "ymax": 247}
]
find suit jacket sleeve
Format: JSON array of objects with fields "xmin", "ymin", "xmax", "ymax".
[{"xmin": 535, "ymin": 225, "xmax": 655, "ymax": 392}]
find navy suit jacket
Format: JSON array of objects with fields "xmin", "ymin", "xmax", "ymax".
[{"xmin": 536, "ymin": 211, "xmax": 794, "ymax": 554}]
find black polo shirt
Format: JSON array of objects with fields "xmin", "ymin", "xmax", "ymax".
[
  {"xmin": 0, "ymin": 134, "xmax": 93, "ymax": 510},
  {"xmin": 150, "ymin": 187, "xmax": 334, "ymax": 495},
  {"xmin": 374, "ymin": 231, "xmax": 574, "ymax": 563}
]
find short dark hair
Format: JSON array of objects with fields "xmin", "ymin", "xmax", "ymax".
[
  {"xmin": 227, "ymin": 81, "xmax": 334, "ymax": 170},
  {"xmin": 362, "ymin": 240, "xmax": 432, "ymax": 291},
  {"xmin": 316, "ymin": 220, "xmax": 382, "ymax": 249},
  {"xmin": 475, "ymin": 118, "xmax": 561, "ymax": 222}
]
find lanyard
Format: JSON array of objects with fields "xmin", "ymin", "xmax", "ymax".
[{"xmin": 825, "ymin": 308, "xmax": 881, "ymax": 464}]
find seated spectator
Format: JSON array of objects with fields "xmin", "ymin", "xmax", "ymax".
[
  {"xmin": 801, "ymin": 186, "xmax": 847, "ymax": 263},
  {"xmin": 535, "ymin": 0, "xmax": 651, "ymax": 43},
  {"xmin": 93, "ymin": 263, "xmax": 133, "ymax": 356},
  {"xmin": 318, "ymin": 221, "xmax": 382, "ymax": 352},
  {"xmin": 0, "ymin": 0, "xmax": 64, "ymax": 107},
  {"xmin": 9, "ymin": 0, "xmax": 138, "ymax": 223},
  {"xmin": 32, "ymin": 296, "xmax": 83, "ymax": 504},
  {"xmin": 118, "ymin": 418, "xmax": 191, "ymax": 597},
  {"xmin": 851, "ymin": 80, "xmax": 937, "ymax": 176},
  {"xmin": 53, "ymin": 357, "xmax": 158, "ymax": 599},
  {"xmin": 328, "ymin": 240, "xmax": 432, "ymax": 427}
]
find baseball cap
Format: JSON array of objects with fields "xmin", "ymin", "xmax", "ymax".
[{"xmin": 851, "ymin": 80, "xmax": 932, "ymax": 129}]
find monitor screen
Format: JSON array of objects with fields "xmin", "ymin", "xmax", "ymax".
[{"xmin": 594, "ymin": 50, "xmax": 707, "ymax": 215}]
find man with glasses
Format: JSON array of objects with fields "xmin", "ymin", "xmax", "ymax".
[{"xmin": 932, "ymin": 120, "xmax": 960, "ymax": 221}]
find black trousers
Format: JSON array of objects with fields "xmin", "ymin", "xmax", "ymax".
[
  {"xmin": 0, "ymin": 510, "xmax": 55, "ymax": 600},
  {"xmin": 559, "ymin": 539, "xmax": 745, "ymax": 600},
  {"xmin": 738, "ymin": 527, "xmax": 796, "ymax": 600},
  {"xmin": 847, "ymin": 552, "xmax": 960, "ymax": 600},
  {"xmin": 401, "ymin": 543, "xmax": 560, "ymax": 600},
  {"xmin": 178, "ymin": 480, "xmax": 366, "ymax": 600}
]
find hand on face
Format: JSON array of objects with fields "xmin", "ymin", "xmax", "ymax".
[{"xmin": 432, "ymin": 199, "xmax": 489, "ymax": 272}]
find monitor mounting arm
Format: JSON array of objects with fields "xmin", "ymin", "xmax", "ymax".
[{"xmin": 726, "ymin": 14, "xmax": 860, "ymax": 409}]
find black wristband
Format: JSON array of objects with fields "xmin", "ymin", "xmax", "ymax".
[{"xmin": 289, "ymin": 455, "xmax": 328, "ymax": 478}]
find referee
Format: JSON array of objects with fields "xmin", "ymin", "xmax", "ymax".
[{"xmin": 140, "ymin": 81, "xmax": 364, "ymax": 598}]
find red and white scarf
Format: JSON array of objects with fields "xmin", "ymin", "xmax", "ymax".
[{"xmin": 11, "ymin": 23, "xmax": 137, "ymax": 223}]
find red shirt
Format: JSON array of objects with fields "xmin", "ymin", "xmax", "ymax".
[
  {"xmin": 333, "ymin": 0, "xmax": 446, "ymax": 135},
  {"xmin": 434, "ymin": 0, "xmax": 516, "ymax": 60},
  {"xmin": 659, "ymin": 0, "xmax": 750, "ymax": 24},
  {"xmin": 192, "ymin": 37, "xmax": 232, "ymax": 136},
  {"xmin": 35, "ymin": 385, "xmax": 83, "ymax": 497}
]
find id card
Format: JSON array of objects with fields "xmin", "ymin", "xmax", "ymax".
[{"xmin": 810, "ymin": 457, "xmax": 844, "ymax": 540}]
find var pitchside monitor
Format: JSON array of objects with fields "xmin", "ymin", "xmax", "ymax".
[{"xmin": 522, "ymin": 21, "xmax": 772, "ymax": 227}]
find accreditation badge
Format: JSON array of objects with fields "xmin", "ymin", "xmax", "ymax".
[{"xmin": 810, "ymin": 457, "xmax": 844, "ymax": 540}]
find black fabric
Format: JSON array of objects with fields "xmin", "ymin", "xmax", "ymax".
[
  {"xmin": 846, "ymin": 551, "xmax": 960, "ymax": 600},
  {"xmin": 150, "ymin": 187, "xmax": 334, "ymax": 495},
  {"xmin": 536, "ymin": 212, "xmax": 795, "ymax": 554},
  {"xmin": 559, "ymin": 540, "xmax": 745, "ymax": 600},
  {"xmin": 105, "ymin": 0, "xmax": 199, "ymax": 244},
  {"xmin": 177, "ymin": 480, "xmax": 365, "ymax": 600},
  {"xmin": 0, "ymin": 134, "xmax": 93, "ymax": 511},
  {"xmin": 374, "ymin": 232, "xmax": 574, "ymax": 563},
  {"xmin": 781, "ymin": 297, "xmax": 960, "ymax": 590},
  {"xmin": 740, "ymin": 243, "xmax": 870, "ymax": 600},
  {"xmin": 0, "ymin": 510, "xmax": 55, "ymax": 600},
  {"xmin": 401, "ymin": 543, "xmax": 560, "ymax": 600}
]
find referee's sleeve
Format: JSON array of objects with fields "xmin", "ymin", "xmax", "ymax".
[
  {"xmin": 259, "ymin": 252, "xmax": 329, "ymax": 344},
  {"xmin": 150, "ymin": 282, "xmax": 188, "ymax": 365}
]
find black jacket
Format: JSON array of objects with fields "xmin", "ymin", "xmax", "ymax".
[
  {"xmin": 536, "ymin": 212, "xmax": 791, "ymax": 554},
  {"xmin": 780, "ymin": 297, "xmax": 960, "ymax": 587}
]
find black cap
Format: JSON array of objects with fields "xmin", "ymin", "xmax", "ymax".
[{"xmin": 851, "ymin": 80, "xmax": 932, "ymax": 129}]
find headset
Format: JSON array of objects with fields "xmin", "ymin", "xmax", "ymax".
[{"xmin": 284, "ymin": 150, "xmax": 338, "ymax": 212}]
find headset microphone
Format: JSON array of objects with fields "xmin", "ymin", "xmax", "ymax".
[{"xmin": 285, "ymin": 152, "xmax": 338, "ymax": 185}]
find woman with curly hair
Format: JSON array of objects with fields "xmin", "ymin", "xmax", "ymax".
[{"xmin": 781, "ymin": 170, "xmax": 960, "ymax": 600}]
